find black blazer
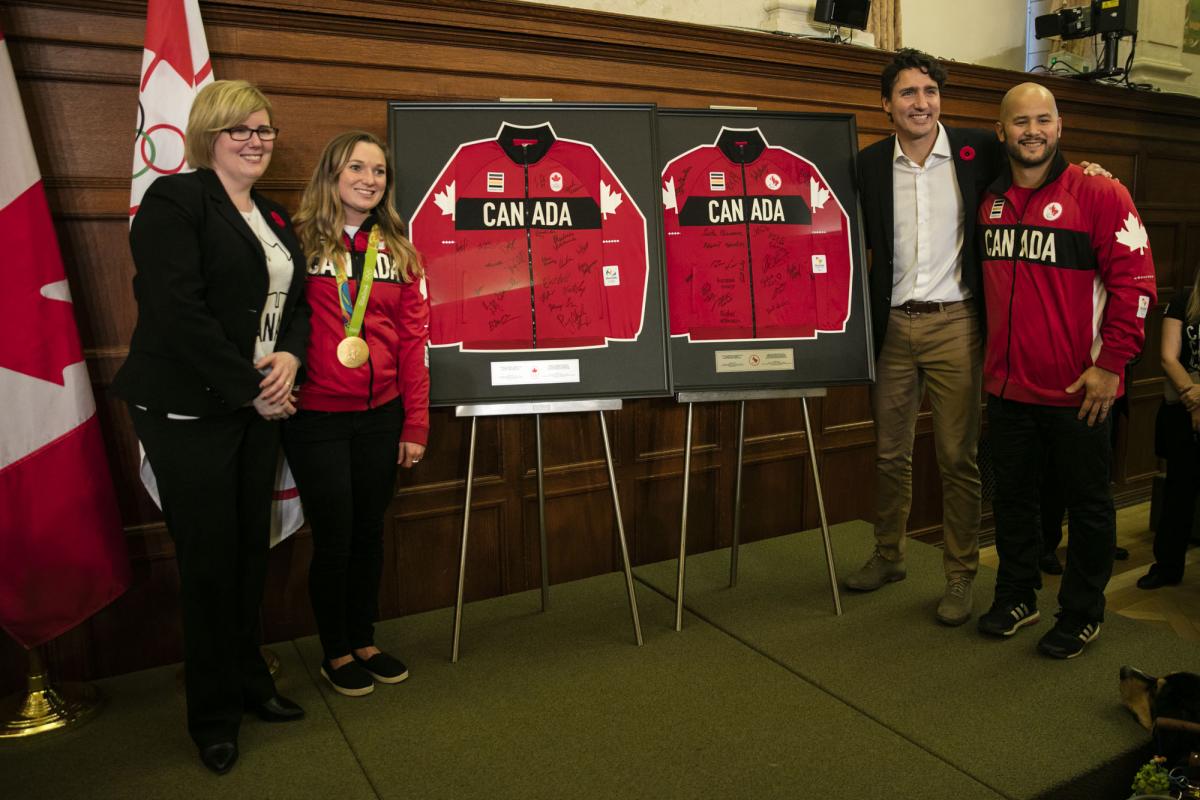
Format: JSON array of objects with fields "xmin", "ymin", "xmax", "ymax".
[
  {"xmin": 857, "ymin": 126, "xmax": 1003, "ymax": 355},
  {"xmin": 114, "ymin": 169, "xmax": 310, "ymax": 416}
]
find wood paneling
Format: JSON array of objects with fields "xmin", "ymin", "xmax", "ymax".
[{"xmin": 2, "ymin": 0, "xmax": 1197, "ymax": 690}]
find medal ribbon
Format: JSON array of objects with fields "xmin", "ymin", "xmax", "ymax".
[{"xmin": 332, "ymin": 226, "xmax": 380, "ymax": 339}]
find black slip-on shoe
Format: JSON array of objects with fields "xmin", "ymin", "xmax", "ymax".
[
  {"xmin": 354, "ymin": 651, "xmax": 409, "ymax": 684},
  {"xmin": 321, "ymin": 659, "xmax": 374, "ymax": 697}
]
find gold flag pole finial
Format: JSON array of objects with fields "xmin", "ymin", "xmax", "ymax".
[{"xmin": 0, "ymin": 646, "xmax": 102, "ymax": 739}]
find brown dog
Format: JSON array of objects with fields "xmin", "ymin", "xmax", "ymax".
[{"xmin": 1120, "ymin": 665, "xmax": 1200, "ymax": 765}]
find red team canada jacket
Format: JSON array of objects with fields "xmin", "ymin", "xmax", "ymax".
[
  {"xmin": 978, "ymin": 153, "xmax": 1156, "ymax": 407},
  {"xmin": 296, "ymin": 221, "xmax": 431, "ymax": 445},
  {"xmin": 409, "ymin": 123, "xmax": 648, "ymax": 351},
  {"xmin": 661, "ymin": 127, "xmax": 853, "ymax": 341}
]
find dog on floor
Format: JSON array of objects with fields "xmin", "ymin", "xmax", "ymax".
[{"xmin": 1120, "ymin": 665, "xmax": 1200, "ymax": 766}]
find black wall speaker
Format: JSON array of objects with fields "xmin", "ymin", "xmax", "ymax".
[{"xmin": 814, "ymin": 0, "xmax": 872, "ymax": 31}]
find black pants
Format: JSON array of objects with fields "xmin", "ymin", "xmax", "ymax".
[
  {"xmin": 283, "ymin": 399, "xmax": 403, "ymax": 660},
  {"xmin": 1040, "ymin": 451, "xmax": 1066, "ymax": 554},
  {"xmin": 988, "ymin": 395, "xmax": 1115, "ymax": 624},
  {"xmin": 1151, "ymin": 402, "xmax": 1200, "ymax": 581},
  {"xmin": 130, "ymin": 405, "xmax": 278, "ymax": 748}
]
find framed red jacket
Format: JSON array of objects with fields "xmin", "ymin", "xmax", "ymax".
[
  {"xmin": 661, "ymin": 127, "xmax": 853, "ymax": 341},
  {"xmin": 410, "ymin": 122, "xmax": 649, "ymax": 351}
]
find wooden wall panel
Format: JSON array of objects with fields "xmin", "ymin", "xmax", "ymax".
[
  {"xmin": 630, "ymin": 467, "xmax": 721, "ymax": 563},
  {"xmin": 1146, "ymin": 222, "xmax": 1181, "ymax": 289},
  {"xmin": 742, "ymin": 457, "xmax": 807, "ymax": 543},
  {"xmin": 538, "ymin": 486, "xmax": 620, "ymax": 583},
  {"xmin": 2, "ymin": 0, "xmax": 1198, "ymax": 690}
]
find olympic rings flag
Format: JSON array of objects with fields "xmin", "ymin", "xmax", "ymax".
[
  {"xmin": 0, "ymin": 24, "xmax": 130, "ymax": 649},
  {"xmin": 129, "ymin": 0, "xmax": 213, "ymax": 219}
]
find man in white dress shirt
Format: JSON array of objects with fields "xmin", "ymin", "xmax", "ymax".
[{"xmin": 847, "ymin": 50, "xmax": 1003, "ymax": 626}]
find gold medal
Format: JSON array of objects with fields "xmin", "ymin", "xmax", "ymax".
[{"xmin": 337, "ymin": 336, "xmax": 369, "ymax": 368}]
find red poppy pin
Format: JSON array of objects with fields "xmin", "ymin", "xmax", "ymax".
[
  {"xmin": 270, "ymin": 210, "xmax": 286, "ymax": 228},
  {"xmin": 959, "ymin": 145, "xmax": 976, "ymax": 161}
]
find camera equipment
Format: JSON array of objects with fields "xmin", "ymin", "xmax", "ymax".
[
  {"xmin": 1034, "ymin": 0, "xmax": 1138, "ymax": 80},
  {"xmin": 813, "ymin": 0, "xmax": 872, "ymax": 32}
]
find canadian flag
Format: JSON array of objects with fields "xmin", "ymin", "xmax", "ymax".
[
  {"xmin": 130, "ymin": 0, "xmax": 213, "ymax": 219},
  {"xmin": 0, "ymin": 26, "xmax": 130, "ymax": 649},
  {"xmin": 131, "ymin": 1, "xmax": 304, "ymax": 545}
]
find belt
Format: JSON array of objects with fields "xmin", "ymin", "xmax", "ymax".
[{"xmin": 894, "ymin": 300, "xmax": 965, "ymax": 315}]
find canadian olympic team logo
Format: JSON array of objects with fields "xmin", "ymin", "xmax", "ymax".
[
  {"xmin": 765, "ymin": 173, "xmax": 782, "ymax": 191},
  {"xmin": 549, "ymin": 171, "xmax": 563, "ymax": 192},
  {"xmin": 132, "ymin": 102, "xmax": 188, "ymax": 179},
  {"xmin": 1043, "ymin": 202, "xmax": 1063, "ymax": 222}
]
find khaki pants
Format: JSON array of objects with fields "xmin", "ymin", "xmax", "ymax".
[{"xmin": 871, "ymin": 303, "xmax": 983, "ymax": 578}]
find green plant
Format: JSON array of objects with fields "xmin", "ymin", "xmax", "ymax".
[{"xmin": 1131, "ymin": 756, "xmax": 1171, "ymax": 795}]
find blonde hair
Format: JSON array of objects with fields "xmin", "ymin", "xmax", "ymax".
[
  {"xmin": 184, "ymin": 80, "xmax": 273, "ymax": 170},
  {"xmin": 294, "ymin": 131, "xmax": 423, "ymax": 283}
]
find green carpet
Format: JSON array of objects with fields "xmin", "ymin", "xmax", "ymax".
[
  {"xmin": 0, "ymin": 641, "xmax": 373, "ymax": 799},
  {"xmin": 0, "ymin": 570, "xmax": 1007, "ymax": 799},
  {"xmin": 634, "ymin": 520, "xmax": 1198, "ymax": 800},
  {"xmin": 294, "ymin": 573, "xmax": 1003, "ymax": 799}
]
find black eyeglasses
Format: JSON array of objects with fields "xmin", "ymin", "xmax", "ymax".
[{"xmin": 222, "ymin": 125, "xmax": 279, "ymax": 142}]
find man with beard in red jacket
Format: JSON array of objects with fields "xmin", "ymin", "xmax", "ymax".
[{"xmin": 975, "ymin": 83, "xmax": 1156, "ymax": 659}]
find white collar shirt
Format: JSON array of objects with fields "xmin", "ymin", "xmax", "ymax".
[{"xmin": 890, "ymin": 124, "xmax": 969, "ymax": 304}]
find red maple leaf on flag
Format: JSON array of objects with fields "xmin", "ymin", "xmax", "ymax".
[
  {"xmin": 0, "ymin": 183, "xmax": 83, "ymax": 385},
  {"xmin": 141, "ymin": 0, "xmax": 199, "ymax": 91}
]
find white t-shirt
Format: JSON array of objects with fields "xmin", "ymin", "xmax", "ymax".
[{"xmin": 242, "ymin": 205, "xmax": 294, "ymax": 363}]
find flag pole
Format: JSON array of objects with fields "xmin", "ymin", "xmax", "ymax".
[{"xmin": 0, "ymin": 646, "xmax": 102, "ymax": 739}]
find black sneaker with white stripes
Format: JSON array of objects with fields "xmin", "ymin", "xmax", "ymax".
[
  {"xmin": 977, "ymin": 600, "xmax": 1041, "ymax": 637},
  {"xmin": 1037, "ymin": 618, "xmax": 1101, "ymax": 659}
]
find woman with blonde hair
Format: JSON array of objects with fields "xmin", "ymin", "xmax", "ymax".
[
  {"xmin": 114, "ymin": 79, "xmax": 310, "ymax": 774},
  {"xmin": 1138, "ymin": 268, "xmax": 1200, "ymax": 589},
  {"xmin": 285, "ymin": 131, "xmax": 429, "ymax": 696}
]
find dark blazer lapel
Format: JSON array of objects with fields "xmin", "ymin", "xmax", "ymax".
[
  {"xmin": 946, "ymin": 127, "xmax": 977, "ymax": 206},
  {"xmin": 875, "ymin": 136, "xmax": 895, "ymax": 260},
  {"xmin": 198, "ymin": 168, "xmax": 263, "ymax": 255}
]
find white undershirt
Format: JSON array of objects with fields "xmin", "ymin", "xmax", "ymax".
[
  {"xmin": 242, "ymin": 205, "xmax": 293, "ymax": 363},
  {"xmin": 890, "ymin": 124, "xmax": 969, "ymax": 305}
]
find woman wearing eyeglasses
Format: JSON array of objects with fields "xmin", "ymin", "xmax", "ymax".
[{"xmin": 114, "ymin": 79, "xmax": 310, "ymax": 775}]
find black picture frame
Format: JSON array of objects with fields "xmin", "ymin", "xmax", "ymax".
[
  {"xmin": 389, "ymin": 102, "xmax": 671, "ymax": 407},
  {"xmin": 657, "ymin": 109, "xmax": 874, "ymax": 393}
]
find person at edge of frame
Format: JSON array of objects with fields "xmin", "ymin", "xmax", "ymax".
[
  {"xmin": 845, "ymin": 49, "xmax": 1110, "ymax": 627},
  {"xmin": 284, "ymin": 131, "xmax": 431, "ymax": 699},
  {"xmin": 113, "ymin": 79, "xmax": 311, "ymax": 776},
  {"xmin": 976, "ymin": 82, "xmax": 1156, "ymax": 659},
  {"xmin": 1136, "ymin": 263, "xmax": 1200, "ymax": 590}
]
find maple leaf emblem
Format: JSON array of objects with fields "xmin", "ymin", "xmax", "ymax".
[
  {"xmin": 434, "ymin": 181, "xmax": 455, "ymax": 219},
  {"xmin": 662, "ymin": 177, "xmax": 677, "ymax": 213},
  {"xmin": 1115, "ymin": 212, "xmax": 1148, "ymax": 254},
  {"xmin": 810, "ymin": 177, "xmax": 830, "ymax": 211},
  {"xmin": 600, "ymin": 180, "xmax": 623, "ymax": 218}
]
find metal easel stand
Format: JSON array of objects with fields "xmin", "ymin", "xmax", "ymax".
[
  {"xmin": 450, "ymin": 399, "xmax": 643, "ymax": 662},
  {"xmin": 672, "ymin": 388, "xmax": 843, "ymax": 632}
]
